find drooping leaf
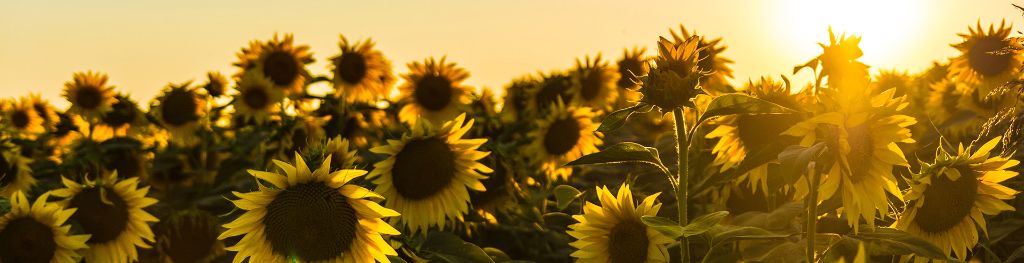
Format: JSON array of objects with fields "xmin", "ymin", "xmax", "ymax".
[
  {"xmin": 681, "ymin": 211, "xmax": 729, "ymax": 237},
  {"xmin": 421, "ymin": 232, "xmax": 495, "ymax": 263},
  {"xmin": 641, "ymin": 215, "xmax": 684, "ymax": 239},
  {"xmin": 695, "ymin": 93, "xmax": 798, "ymax": 127},
  {"xmin": 852, "ymin": 227, "xmax": 952, "ymax": 260},
  {"xmin": 777, "ymin": 142, "xmax": 827, "ymax": 185},
  {"xmin": 386, "ymin": 256, "xmax": 408, "ymax": 263},
  {"xmin": 566, "ymin": 142, "xmax": 669, "ymax": 175},
  {"xmin": 553, "ymin": 185, "xmax": 582, "ymax": 210},
  {"xmin": 598, "ymin": 103, "xmax": 654, "ymax": 132}
]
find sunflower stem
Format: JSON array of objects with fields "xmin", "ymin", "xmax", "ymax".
[
  {"xmin": 805, "ymin": 162, "xmax": 819, "ymax": 263},
  {"xmin": 672, "ymin": 108, "xmax": 690, "ymax": 262}
]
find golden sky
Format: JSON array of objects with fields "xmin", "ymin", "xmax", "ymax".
[{"xmin": 1, "ymin": 0, "xmax": 1021, "ymax": 108}]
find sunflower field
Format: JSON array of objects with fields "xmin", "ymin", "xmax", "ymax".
[{"xmin": 5, "ymin": 7, "xmax": 1024, "ymax": 263}]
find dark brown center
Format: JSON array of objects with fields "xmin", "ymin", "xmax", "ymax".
[
  {"xmin": 913, "ymin": 167, "xmax": 979, "ymax": 234},
  {"xmin": 968, "ymin": 37, "xmax": 1012, "ymax": 77},
  {"xmin": 263, "ymin": 51, "xmax": 300, "ymax": 87},
  {"xmin": 241, "ymin": 86, "xmax": 270, "ymax": 110},
  {"xmin": 535, "ymin": 76, "xmax": 573, "ymax": 108},
  {"xmin": 33, "ymin": 104, "xmax": 51, "ymax": 124},
  {"xmin": 844, "ymin": 124, "xmax": 874, "ymax": 183},
  {"xmin": 12, "ymin": 110, "xmax": 30, "ymax": 129},
  {"xmin": 69, "ymin": 187, "xmax": 130, "ymax": 244},
  {"xmin": 617, "ymin": 58, "xmax": 646, "ymax": 89},
  {"xmin": 0, "ymin": 217, "xmax": 56, "ymax": 263},
  {"xmin": 158, "ymin": 211, "xmax": 219, "ymax": 263},
  {"xmin": 160, "ymin": 89, "xmax": 199, "ymax": 126},
  {"xmin": 263, "ymin": 182, "xmax": 358, "ymax": 261},
  {"xmin": 413, "ymin": 75, "xmax": 454, "ymax": 111},
  {"xmin": 336, "ymin": 53, "xmax": 368, "ymax": 85},
  {"xmin": 735, "ymin": 114, "xmax": 800, "ymax": 153},
  {"xmin": 392, "ymin": 137, "xmax": 456, "ymax": 200},
  {"xmin": 103, "ymin": 147, "xmax": 142, "ymax": 178},
  {"xmin": 101, "ymin": 98, "xmax": 138, "ymax": 128},
  {"xmin": 543, "ymin": 117, "xmax": 582, "ymax": 156},
  {"xmin": 608, "ymin": 218, "xmax": 650, "ymax": 263},
  {"xmin": 76, "ymin": 86, "xmax": 104, "ymax": 110}
]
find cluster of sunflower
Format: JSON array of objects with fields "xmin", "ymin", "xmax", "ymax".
[{"xmin": 1, "ymin": 18, "xmax": 1024, "ymax": 263}]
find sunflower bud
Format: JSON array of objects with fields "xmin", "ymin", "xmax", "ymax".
[{"xmin": 637, "ymin": 36, "xmax": 708, "ymax": 110}]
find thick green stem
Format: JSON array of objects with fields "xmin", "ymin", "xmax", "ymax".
[
  {"xmin": 672, "ymin": 108, "xmax": 690, "ymax": 262},
  {"xmin": 805, "ymin": 163, "xmax": 819, "ymax": 263}
]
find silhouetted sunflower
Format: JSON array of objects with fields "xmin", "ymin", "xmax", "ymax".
[
  {"xmin": 3, "ymin": 97, "xmax": 45, "ymax": 137},
  {"xmin": 64, "ymin": 71, "xmax": 117, "ymax": 121},
  {"xmin": 572, "ymin": 54, "xmax": 620, "ymax": 111},
  {"xmin": 28, "ymin": 93, "xmax": 59, "ymax": 131},
  {"xmin": 331, "ymin": 35, "xmax": 396, "ymax": 104},
  {"xmin": 155, "ymin": 209, "xmax": 224, "ymax": 263},
  {"xmin": 567, "ymin": 184, "xmax": 672, "ymax": 262},
  {"xmin": 50, "ymin": 172, "xmax": 158, "ymax": 263},
  {"xmin": 220, "ymin": 153, "xmax": 400, "ymax": 262},
  {"xmin": 234, "ymin": 34, "xmax": 314, "ymax": 96},
  {"xmin": 368, "ymin": 113, "xmax": 492, "ymax": 234},
  {"xmin": 99, "ymin": 94, "xmax": 146, "ymax": 137},
  {"xmin": 233, "ymin": 71, "xmax": 282, "ymax": 124},
  {"xmin": 894, "ymin": 137, "xmax": 1019, "ymax": 260},
  {"xmin": 526, "ymin": 100, "xmax": 602, "ymax": 181},
  {"xmin": 638, "ymin": 36, "xmax": 707, "ymax": 111},
  {"xmin": 529, "ymin": 71, "xmax": 579, "ymax": 112},
  {"xmin": 784, "ymin": 89, "xmax": 916, "ymax": 232},
  {"xmin": 670, "ymin": 25, "xmax": 734, "ymax": 93},
  {"xmin": 950, "ymin": 20, "xmax": 1024, "ymax": 97},
  {"xmin": 0, "ymin": 143, "xmax": 34, "ymax": 199},
  {"xmin": 706, "ymin": 77, "xmax": 805, "ymax": 193},
  {"xmin": 0, "ymin": 192, "xmax": 90, "ymax": 263},
  {"xmin": 616, "ymin": 47, "xmax": 649, "ymax": 103},
  {"xmin": 397, "ymin": 57, "xmax": 472, "ymax": 126},
  {"xmin": 202, "ymin": 71, "xmax": 228, "ymax": 98},
  {"xmin": 152, "ymin": 83, "xmax": 206, "ymax": 145}
]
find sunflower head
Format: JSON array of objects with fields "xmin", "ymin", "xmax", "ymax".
[
  {"xmin": 670, "ymin": 25, "xmax": 735, "ymax": 93},
  {"xmin": 531, "ymin": 71, "xmax": 580, "ymax": 111},
  {"xmin": 0, "ymin": 192, "xmax": 90, "ymax": 263},
  {"xmin": 220, "ymin": 153, "xmax": 400, "ymax": 262},
  {"xmin": 0, "ymin": 141, "xmax": 34, "ymax": 199},
  {"xmin": 3, "ymin": 97, "xmax": 45, "ymax": 137},
  {"xmin": 153, "ymin": 82, "xmax": 207, "ymax": 145},
  {"xmin": 99, "ymin": 93, "xmax": 145, "ymax": 136},
  {"xmin": 202, "ymin": 71, "xmax": 229, "ymax": 97},
  {"xmin": 895, "ymin": 137, "xmax": 1019, "ymax": 260},
  {"xmin": 369, "ymin": 113, "xmax": 492, "ymax": 234},
  {"xmin": 234, "ymin": 33, "xmax": 314, "ymax": 96},
  {"xmin": 63, "ymin": 71, "xmax": 117, "ymax": 121},
  {"xmin": 809, "ymin": 27, "xmax": 870, "ymax": 93},
  {"xmin": 617, "ymin": 46, "xmax": 650, "ymax": 90},
  {"xmin": 638, "ymin": 36, "xmax": 708, "ymax": 111},
  {"xmin": 27, "ymin": 93, "xmax": 59, "ymax": 131},
  {"xmin": 573, "ymin": 54, "xmax": 620, "ymax": 110},
  {"xmin": 324, "ymin": 136, "xmax": 359, "ymax": 170},
  {"xmin": 871, "ymin": 69, "xmax": 913, "ymax": 97},
  {"xmin": 526, "ymin": 100, "xmax": 602, "ymax": 181},
  {"xmin": 499, "ymin": 75, "xmax": 540, "ymax": 122},
  {"xmin": 567, "ymin": 184, "xmax": 673, "ymax": 262},
  {"xmin": 49, "ymin": 171, "xmax": 159, "ymax": 263},
  {"xmin": 950, "ymin": 20, "xmax": 1024, "ymax": 96},
  {"xmin": 331, "ymin": 35, "xmax": 396, "ymax": 104},
  {"xmin": 233, "ymin": 71, "xmax": 283, "ymax": 124},
  {"xmin": 155, "ymin": 209, "xmax": 225, "ymax": 263},
  {"xmin": 397, "ymin": 57, "xmax": 473, "ymax": 126}
]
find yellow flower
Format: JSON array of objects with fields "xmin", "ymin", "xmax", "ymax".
[
  {"xmin": 233, "ymin": 71, "xmax": 283, "ymax": 124},
  {"xmin": 202, "ymin": 71, "xmax": 228, "ymax": 98},
  {"xmin": 616, "ymin": 47, "xmax": 649, "ymax": 104},
  {"xmin": 63, "ymin": 71, "xmax": 117, "ymax": 121},
  {"xmin": 234, "ymin": 34, "xmax": 314, "ymax": 96},
  {"xmin": 28, "ymin": 93, "xmax": 59, "ymax": 132},
  {"xmin": 98, "ymin": 94, "xmax": 147, "ymax": 137},
  {"xmin": 2, "ymin": 97, "xmax": 45, "ymax": 137},
  {"xmin": 331, "ymin": 35, "xmax": 396, "ymax": 104},
  {"xmin": 894, "ymin": 137, "xmax": 1019, "ymax": 260},
  {"xmin": 526, "ymin": 100, "xmax": 602, "ymax": 181},
  {"xmin": 949, "ymin": 20, "xmax": 1024, "ymax": 98},
  {"xmin": 152, "ymin": 83, "xmax": 207, "ymax": 145},
  {"xmin": 220, "ymin": 153, "xmax": 400, "ymax": 262},
  {"xmin": 397, "ymin": 57, "xmax": 473, "ymax": 126},
  {"xmin": 638, "ymin": 36, "xmax": 707, "ymax": 110},
  {"xmin": 49, "ymin": 172, "xmax": 159, "ymax": 263},
  {"xmin": 368, "ymin": 113, "xmax": 491, "ymax": 234},
  {"xmin": 530, "ymin": 71, "xmax": 581, "ymax": 112},
  {"xmin": 573, "ymin": 54, "xmax": 620, "ymax": 111},
  {"xmin": 0, "ymin": 142, "xmax": 34, "ymax": 197},
  {"xmin": 0, "ymin": 192, "xmax": 90, "ymax": 263},
  {"xmin": 670, "ymin": 25, "xmax": 734, "ymax": 94},
  {"xmin": 499, "ymin": 75, "xmax": 539, "ymax": 122},
  {"xmin": 154, "ymin": 209, "xmax": 225, "ymax": 263},
  {"xmin": 871, "ymin": 69, "xmax": 913, "ymax": 97},
  {"xmin": 326, "ymin": 136, "xmax": 360, "ymax": 170},
  {"xmin": 568, "ymin": 184, "xmax": 673, "ymax": 262}
]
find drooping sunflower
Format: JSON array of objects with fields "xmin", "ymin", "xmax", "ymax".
[
  {"xmin": 63, "ymin": 71, "xmax": 117, "ymax": 121},
  {"xmin": 616, "ymin": 47, "xmax": 649, "ymax": 104},
  {"xmin": 50, "ymin": 172, "xmax": 159, "ymax": 263},
  {"xmin": 233, "ymin": 71, "xmax": 283, "ymax": 124},
  {"xmin": 529, "ymin": 71, "xmax": 580, "ymax": 112},
  {"xmin": 567, "ymin": 184, "xmax": 673, "ymax": 263},
  {"xmin": 573, "ymin": 54, "xmax": 620, "ymax": 111},
  {"xmin": 2, "ymin": 97, "xmax": 45, "ymax": 137},
  {"xmin": 670, "ymin": 25, "xmax": 734, "ymax": 94},
  {"xmin": 368, "ymin": 113, "xmax": 492, "ymax": 234},
  {"xmin": 949, "ymin": 20, "xmax": 1024, "ymax": 97},
  {"xmin": 220, "ymin": 153, "xmax": 400, "ymax": 262},
  {"xmin": 526, "ymin": 100, "xmax": 602, "ymax": 181},
  {"xmin": 705, "ymin": 77, "xmax": 806, "ymax": 193},
  {"xmin": 28, "ymin": 93, "xmax": 59, "ymax": 132},
  {"xmin": 154, "ymin": 209, "xmax": 225, "ymax": 263},
  {"xmin": 331, "ymin": 35, "xmax": 396, "ymax": 104},
  {"xmin": 783, "ymin": 89, "xmax": 916, "ymax": 232},
  {"xmin": 152, "ymin": 83, "xmax": 207, "ymax": 145},
  {"xmin": 0, "ymin": 192, "xmax": 90, "ymax": 263},
  {"xmin": 234, "ymin": 34, "xmax": 314, "ymax": 96},
  {"xmin": 893, "ymin": 137, "xmax": 1019, "ymax": 260},
  {"xmin": 397, "ymin": 57, "xmax": 473, "ymax": 126},
  {"xmin": 0, "ymin": 142, "xmax": 34, "ymax": 199},
  {"xmin": 99, "ymin": 94, "xmax": 147, "ymax": 137}
]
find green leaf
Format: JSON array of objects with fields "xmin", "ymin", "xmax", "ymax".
[
  {"xmin": 681, "ymin": 211, "xmax": 729, "ymax": 237},
  {"xmin": 777, "ymin": 142, "xmax": 827, "ymax": 185},
  {"xmin": 386, "ymin": 256, "xmax": 408, "ymax": 263},
  {"xmin": 421, "ymin": 232, "xmax": 495, "ymax": 263},
  {"xmin": 1006, "ymin": 246, "xmax": 1024, "ymax": 263},
  {"xmin": 483, "ymin": 247, "xmax": 512, "ymax": 262},
  {"xmin": 696, "ymin": 93, "xmax": 798, "ymax": 127},
  {"xmin": 708, "ymin": 225, "xmax": 777, "ymax": 246},
  {"xmin": 553, "ymin": 185, "xmax": 582, "ymax": 210},
  {"xmin": 852, "ymin": 227, "xmax": 952, "ymax": 260},
  {"xmin": 641, "ymin": 215, "xmax": 684, "ymax": 239},
  {"xmin": 598, "ymin": 103, "xmax": 653, "ymax": 132},
  {"xmin": 566, "ymin": 142, "xmax": 669, "ymax": 175}
]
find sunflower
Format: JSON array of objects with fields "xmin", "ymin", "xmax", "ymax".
[
  {"xmin": 233, "ymin": 71, "xmax": 283, "ymax": 124},
  {"xmin": 368, "ymin": 113, "xmax": 491, "ymax": 234},
  {"xmin": 573, "ymin": 54, "xmax": 620, "ymax": 111},
  {"xmin": 331, "ymin": 35, "xmax": 396, "ymax": 104},
  {"xmin": 949, "ymin": 20, "xmax": 1024, "ymax": 97},
  {"xmin": 63, "ymin": 71, "xmax": 117, "ymax": 121},
  {"xmin": 152, "ymin": 83, "xmax": 206, "ymax": 145},
  {"xmin": 871, "ymin": 69, "xmax": 913, "ymax": 97},
  {"xmin": 526, "ymin": 100, "xmax": 602, "ymax": 181},
  {"xmin": 396, "ymin": 57, "xmax": 473, "ymax": 126},
  {"xmin": 155, "ymin": 209, "xmax": 225, "ymax": 263},
  {"xmin": 529, "ymin": 71, "xmax": 580, "ymax": 112},
  {"xmin": 783, "ymin": 89, "xmax": 916, "ymax": 232},
  {"xmin": 2, "ymin": 97, "xmax": 45, "ymax": 137},
  {"xmin": 50, "ymin": 172, "xmax": 158, "ymax": 263},
  {"xmin": 616, "ymin": 47, "xmax": 649, "ymax": 104},
  {"xmin": 0, "ymin": 192, "xmax": 90, "ymax": 263},
  {"xmin": 234, "ymin": 34, "xmax": 314, "ymax": 96},
  {"xmin": 28, "ymin": 93, "xmax": 59, "ymax": 132},
  {"xmin": 100, "ymin": 137, "xmax": 150, "ymax": 180},
  {"xmin": 279, "ymin": 115, "xmax": 328, "ymax": 157},
  {"xmin": 925, "ymin": 80, "xmax": 979, "ymax": 140},
  {"xmin": 0, "ymin": 142, "xmax": 34, "ymax": 199},
  {"xmin": 326, "ymin": 136, "xmax": 360, "ymax": 170},
  {"xmin": 499, "ymin": 75, "xmax": 540, "ymax": 122},
  {"xmin": 670, "ymin": 25, "xmax": 734, "ymax": 94},
  {"xmin": 99, "ymin": 94, "xmax": 146, "ymax": 137},
  {"xmin": 638, "ymin": 36, "xmax": 707, "ymax": 111},
  {"xmin": 894, "ymin": 137, "xmax": 1019, "ymax": 260},
  {"xmin": 220, "ymin": 153, "xmax": 400, "ymax": 262},
  {"xmin": 469, "ymin": 154, "xmax": 516, "ymax": 215},
  {"xmin": 567, "ymin": 184, "xmax": 673, "ymax": 262},
  {"xmin": 202, "ymin": 71, "xmax": 228, "ymax": 98},
  {"xmin": 705, "ymin": 77, "xmax": 806, "ymax": 193}
]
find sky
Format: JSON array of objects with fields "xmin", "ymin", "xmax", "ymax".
[{"xmin": 1, "ymin": 0, "xmax": 1022, "ymax": 108}]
